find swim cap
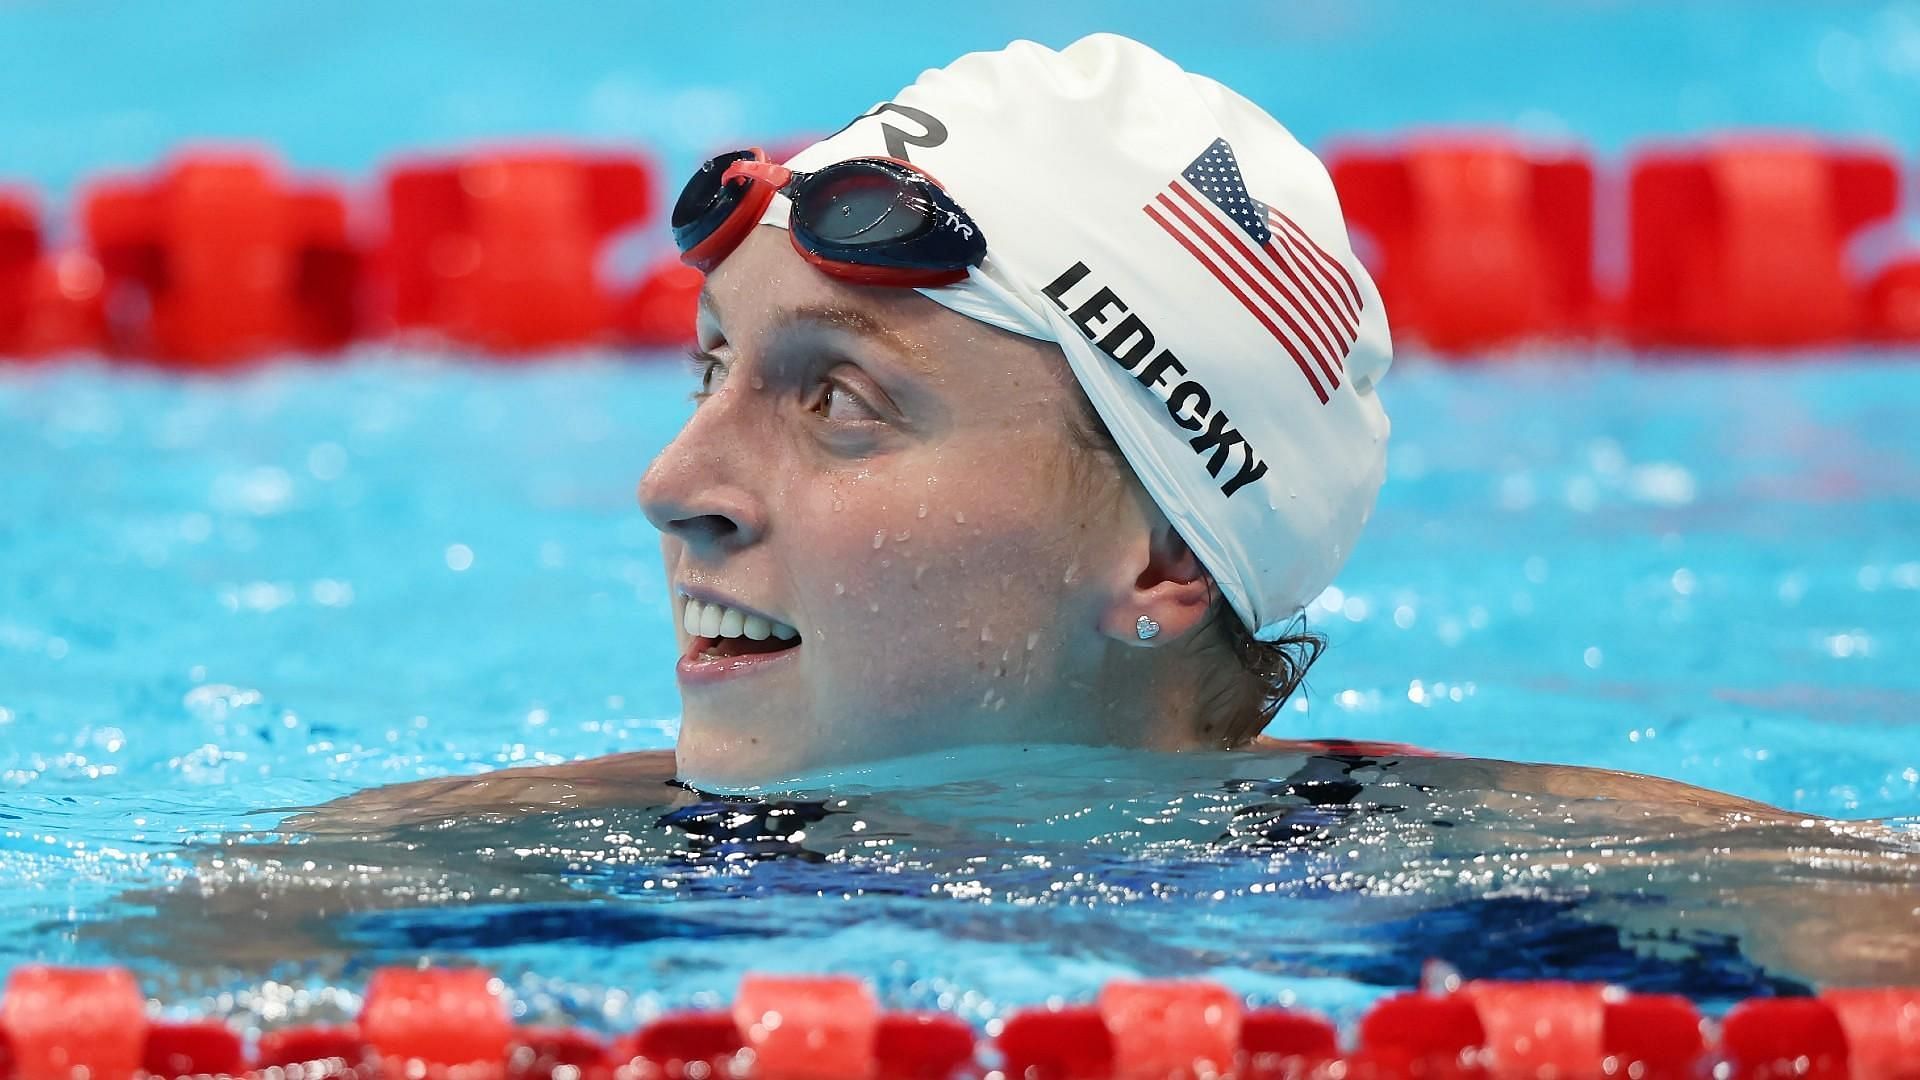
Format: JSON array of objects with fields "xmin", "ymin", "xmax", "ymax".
[{"xmin": 758, "ymin": 33, "xmax": 1392, "ymax": 641}]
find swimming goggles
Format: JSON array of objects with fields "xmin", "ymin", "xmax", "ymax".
[{"xmin": 671, "ymin": 148, "xmax": 987, "ymax": 287}]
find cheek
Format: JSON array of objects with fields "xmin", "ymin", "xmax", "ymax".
[
  {"xmin": 808, "ymin": 450, "xmax": 1079, "ymax": 584},
  {"xmin": 792, "ymin": 454, "xmax": 1094, "ymax": 699},
  {"xmin": 657, "ymin": 534, "xmax": 683, "ymax": 585}
]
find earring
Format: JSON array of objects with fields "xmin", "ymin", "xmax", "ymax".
[{"xmin": 1135, "ymin": 615, "xmax": 1161, "ymax": 641}]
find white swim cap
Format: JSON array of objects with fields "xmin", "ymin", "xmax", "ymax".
[{"xmin": 758, "ymin": 33, "xmax": 1392, "ymax": 641}]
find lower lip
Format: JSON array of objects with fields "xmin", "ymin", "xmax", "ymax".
[{"xmin": 676, "ymin": 642, "xmax": 801, "ymax": 686}]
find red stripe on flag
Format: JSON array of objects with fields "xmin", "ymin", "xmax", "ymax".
[
  {"xmin": 1269, "ymin": 207, "xmax": 1360, "ymax": 308},
  {"xmin": 1168, "ymin": 177, "xmax": 1355, "ymax": 343},
  {"xmin": 1264, "ymin": 214, "xmax": 1359, "ymax": 329},
  {"xmin": 1259, "ymin": 229, "xmax": 1357, "ymax": 344},
  {"xmin": 1269, "ymin": 209, "xmax": 1363, "ymax": 313},
  {"xmin": 1160, "ymin": 187, "xmax": 1342, "ymax": 390},
  {"xmin": 1156, "ymin": 192, "xmax": 1341, "ymax": 394},
  {"xmin": 1145, "ymin": 196, "xmax": 1330, "ymax": 404},
  {"xmin": 1168, "ymin": 181, "xmax": 1349, "ymax": 377}
]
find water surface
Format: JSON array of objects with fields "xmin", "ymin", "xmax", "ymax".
[{"xmin": 2, "ymin": 351, "xmax": 1917, "ymax": 1024}]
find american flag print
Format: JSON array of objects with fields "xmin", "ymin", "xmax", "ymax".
[{"xmin": 1143, "ymin": 138, "xmax": 1364, "ymax": 404}]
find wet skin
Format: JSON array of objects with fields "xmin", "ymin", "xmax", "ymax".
[{"xmin": 637, "ymin": 225, "xmax": 1230, "ymax": 787}]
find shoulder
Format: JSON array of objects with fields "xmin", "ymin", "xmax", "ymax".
[
  {"xmin": 1247, "ymin": 736, "xmax": 1789, "ymax": 818},
  {"xmin": 279, "ymin": 750, "xmax": 687, "ymax": 834}
]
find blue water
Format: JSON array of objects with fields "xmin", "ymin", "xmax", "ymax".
[
  {"xmin": 10, "ymin": 2, "xmax": 1920, "ymax": 204},
  {"xmin": 1, "ymin": 351, "xmax": 1916, "ymax": 1027}
]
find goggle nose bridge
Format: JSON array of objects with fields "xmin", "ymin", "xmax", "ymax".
[{"xmin": 721, "ymin": 159, "xmax": 795, "ymax": 191}]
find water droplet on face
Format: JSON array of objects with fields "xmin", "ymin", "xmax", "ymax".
[
  {"xmin": 893, "ymin": 528, "xmax": 912, "ymax": 543},
  {"xmin": 872, "ymin": 530, "xmax": 886, "ymax": 549},
  {"xmin": 834, "ymin": 582, "xmax": 846, "ymax": 596},
  {"xmin": 980, "ymin": 625, "xmax": 994, "ymax": 643},
  {"xmin": 953, "ymin": 511, "xmax": 966, "ymax": 524},
  {"xmin": 917, "ymin": 504, "xmax": 929, "ymax": 519},
  {"xmin": 750, "ymin": 375, "xmax": 766, "ymax": 390},
  {"xmin": 1063, "ymin": 561, "xmax": 1078, "ymax": 585},
  {"xmin": 1026, "ymin": 632, "xmax": 1041, "ymax": 651},
  {"xmin": 914, "ymin": 564, "xmax": 928, "ymax": 583},
  {"xmin": 868, "ymin": 601, "xmax": 880, "ymax": 613}
]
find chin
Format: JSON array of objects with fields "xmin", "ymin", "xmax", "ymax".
[
  {"xmin": 675, "ymin": 708, "xmax": 931, "ymax": 791},
  {"xmin": 672, "ymin": 707, "xmax": 825, "ymax": 791},
  {"xmin": 673, "ymin": 738, "xmax": 783, "ymax": 792}
]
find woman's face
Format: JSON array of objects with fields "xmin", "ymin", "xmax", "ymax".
[{"xmin": 639, "ymin": 226, "xmax": 1143, "ymax": 786}]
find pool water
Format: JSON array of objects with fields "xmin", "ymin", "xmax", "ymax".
[{"xmin": 1, "ymin": 349, "xmax": 1916, "ymax": 1027}]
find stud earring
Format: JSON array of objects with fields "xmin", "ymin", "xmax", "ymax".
[{"xmin": 1135, "ymin": 615, "xmax": 1160, "ymax": 641}]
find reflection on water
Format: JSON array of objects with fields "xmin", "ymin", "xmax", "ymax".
[
  {"xmin": 69, "ymin": 745, "xmax": 1920, "ymax": 1029},
  {"xmin": 3, "ymin": 356, "xmax": 1919, "ymax": 1027}
]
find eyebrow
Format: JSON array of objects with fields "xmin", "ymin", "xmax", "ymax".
[
  {"xmin": 779, "ymin": 303, "xmax": 921, "ymax": 355},
  {"xmin": 699, "ymin": 282, "xmax": 934, "ymax": 374},
  {"xmin": 772, "ymin": 302, "xmax": 937, "ymax": 377}
]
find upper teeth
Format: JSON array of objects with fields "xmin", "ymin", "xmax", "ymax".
[{"xmin": 681, "ymin": 597, "xmax": 799, "ymax": 642}]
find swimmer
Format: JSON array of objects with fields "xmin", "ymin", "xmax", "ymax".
[
  {"xmin": 175, "ymin": 39, "xmax": 1912, "ymax": 992},
  {"xmin": 308, "ymin": 34, "xmax": 1800, "ymax": 818},
  {"xmin": 646, "ymin": 36, "xmax": 1394, "ymax": 790}
]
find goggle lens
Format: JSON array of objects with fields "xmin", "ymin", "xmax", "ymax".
[
  {"xmin": 792, "ymin": 163, "xmax": 932, "ymax": 247},
  {"xmin": 671, "ymin": 149, "xmax": 763, "ymax": 251}
]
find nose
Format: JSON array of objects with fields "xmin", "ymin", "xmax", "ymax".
[{"xmin": 638, "ymin": 403, "xmax": 768, "ymax": 557}]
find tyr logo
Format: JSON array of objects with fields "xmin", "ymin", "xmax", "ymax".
[{"xmin": 829, "ymin": 102, "xmax": 948, "ymax": 162}]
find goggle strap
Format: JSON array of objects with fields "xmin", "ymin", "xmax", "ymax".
[{"xmin": 722, "ymin": 160, "xmax": 795, "ymax": 190}]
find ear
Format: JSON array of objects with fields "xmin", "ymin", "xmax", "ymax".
[{"xmin": 1097, "ymin": 522, "xmax": 1217, "ymax": 647}]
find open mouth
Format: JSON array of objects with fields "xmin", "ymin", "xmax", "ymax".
[
  {"xmin": 691, "ymin": 632, "xmax": 801, "ymax": 661},
  {"xmin": 679, "ymin": 596, "xmax": 802, "ymax": 666}
]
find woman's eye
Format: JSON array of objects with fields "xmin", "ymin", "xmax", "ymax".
[
  {"xmin": 815, "ymin": 382, "xmax": 882, "ymax": 422},
  {"xmin": 687, "ymin": 350, "xmax": 727, "ymax": 401}
]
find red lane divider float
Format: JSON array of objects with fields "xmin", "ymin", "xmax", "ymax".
[
  {"xmin": 1329, "ymin": 135, "xmax": 1598, "ymax": 353},
  {"xmin": 6, "ymin": 131, "xmax": 1920, "ymax": 364},
  {"xmin": 1, "ymin": 967, "xmax": 146, "ymax": 1080},
  {"xmin": 2, "ymin": 146, "xmax": 698, "ymax": 367},
  {"xmin": 83, "ymin": 152, "xmax": 360, "ymax": 366},
  {"xmin": 0, "ymin": 188, "xmax": 107, "ymax": 358},
  {"xmin": 614, "ymin": 255, "xmax": 704, "ymax": 352},
  {"xmin": 1329, "ymin": 131, "xmax": 1917, "ymax": 355},
  {"xmin": 1625, "ymin": 137, "xmax": 1901, "ymax": 348},
  {"xmin": 1, "ymin": 965, "xmax": 1917, "ymax": 1079},
  {"xmin": 382, "ymin": 149, "xmax": 653, "ymax": 352},
  {"xmin": 0, "ymin": 189, "xmax": 39, "ymax": 353}
]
